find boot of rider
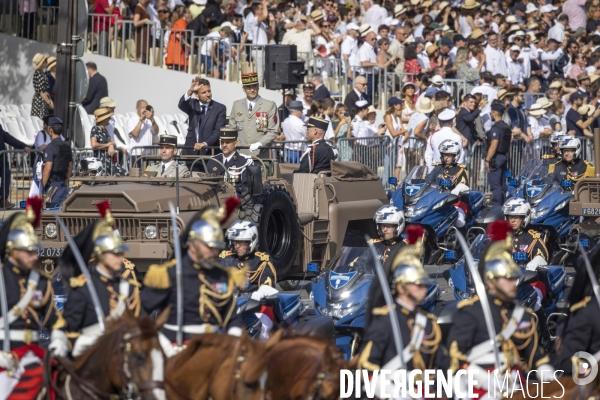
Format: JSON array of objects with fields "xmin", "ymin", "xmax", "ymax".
[{"xmin": 535, "ymin": 307, "xmax": 553, "ymax": 352}]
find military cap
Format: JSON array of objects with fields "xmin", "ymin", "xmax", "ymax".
[
  {"xmin": 241, "ymin": 72, "xmax": 259, "ymax": 86},
  {"xmin": 306, "ymin": 116, "xmax": 329, "ymax": 131},
  {"xmin": 219, "ymin": 126, "xmax": 238, "ymax": 140},
  {"xmin": 159, "ymin": 135, "xmax": 178, "ymax": 147}
]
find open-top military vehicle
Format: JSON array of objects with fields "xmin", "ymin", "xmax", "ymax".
[{"xmin": 35, "ymin": 155, "xmax": 388, "ymax": 288}]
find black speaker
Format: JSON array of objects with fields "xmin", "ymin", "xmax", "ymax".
[
  {"xmin": 265, "ymin": 45, "xmax": 297, "ymax": 90},
  {"xmin": 275, "ymin": 61, "xmax": 307, "ymax": 86}
]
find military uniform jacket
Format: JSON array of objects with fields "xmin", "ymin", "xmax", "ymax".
[
  {"xmin": 1, "ymin": 260, "xmax": 63, "ymax": 348},
  {"xmin": 141, "ymin": 253, "xmax": 243, "ymax": 341},
  {"xmin": 358, "ymin": 303, "xmax": 444, "ymax": 371},
  {"xmin": 512, "ymin": 228, "xmax": 549, "ymax": 263},
  {"xmin": 425, "ymin": 163, "xmax": 469, "ymax": 191},
  {"xmin": 219, "ymin": 250, "xmax": 276, "ymax": 291},
  {"xmin": 552, "ymin": 158, "xmax": 594, "ymax": 191},
  {"xmin": 368, "ymin": 238, "xmax": 407, "ymax": 264},
  {"xmin": 230, "ymin": 96, "xmax": 279, "ymax": 158},
  {"xmin": 446, "ymin": 295, "xmax": 549, "ymax": 373},
  {"xmin": 206, "ymin": 151, "xmax": 253, "ymax": 195},
  {"xmin": 63, "ymin": 266, "xmax": 139, "ymax": 338},
  {"xmin": 294, "ymin": 139, "xmax": 335, "ymax": 174},
  {"xmin": 555, "ymin": 296, "xmax": 600, "ymax": 374},
  {"xmin": 145, "ymin": 161, "xmax": 190, "ymax": 178}
]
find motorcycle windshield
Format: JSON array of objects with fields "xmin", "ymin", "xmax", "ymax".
[
  {"xmin": 404, "ymin": 166, "xmax": 431, "ymax": 198},
  {"xmin": 458, "ymin": 233, "xmax": 490, "ymax": 266},
  {"xmin": 524, "ymin": 165, "xmax": 554, "ymax": 205},
  {"xmin": 517, "ymin": 159, "xmax": 543, "ymax": 190}
]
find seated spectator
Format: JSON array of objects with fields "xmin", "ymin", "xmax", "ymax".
[
  {"xmin": 91, "ymin": 107, "xmax": 128, "ymax": 176},
  {"xmin": 127, "ymin": 99, "xmax": 159, "ymax": 163}
]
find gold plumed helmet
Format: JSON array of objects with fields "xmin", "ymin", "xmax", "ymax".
[
  {"xmin": 92, "ymin": 201, "xmax": 129, "ymax": 257},
  {"xmin": 391, "ymin": 225, "xmax": 433, "ymax": 288},
  {"xmin": 188, "ymin": 197, "xmax": 241, "ymax": 250},
  {"xmin": 6, "ymin": 197, "xmax": 43, "ymax": 255},
  {"xmin": 479, "ymin": 220, "xmax": 522, "ymax": 281}
]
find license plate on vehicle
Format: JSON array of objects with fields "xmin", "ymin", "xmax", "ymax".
[
  {"xmin": 38, "ymin": 248, "xmax": 64, "ymax": 258},
  {"xmin": 583, "ymin": 208, "xmax": 600, "ymax": 215}
]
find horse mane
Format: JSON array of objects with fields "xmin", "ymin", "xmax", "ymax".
[{"xmin": 169, "ymin": 333, "xmax": 235, "ymax": 371}]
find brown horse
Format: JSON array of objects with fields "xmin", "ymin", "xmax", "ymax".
[
  {"xmin": 503, "ymin": 372, "xmax": 600, "ymax": 400},
  {"xmin": 265, "ymin": 335, "xmax": 353, "ymax": 400},
  {"xmin": 165, "ymin": 330, "xmax": 282, "ymax": 400},
  {"xmin": 50, "ymin": 307, "xmax": 170, "ymax": 400}
]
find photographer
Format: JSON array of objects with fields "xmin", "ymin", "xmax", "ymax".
[
  {"xmin": 127, "ymin": 99, "xmax": 159, "ymax": 164},
  {"xmin": 42, "ymin": 117, "xmax": 72, "ymax": 206}
]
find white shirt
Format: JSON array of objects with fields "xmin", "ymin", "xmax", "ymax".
[
  {"xmin": 159, "ymin": 160, "xmax": 175, "ymax": 174},
  {"xmin": 528, "ymin": 116, "xmax": 550, "ymax": 140},
  {"xmin": 548, "ymin": 23, "xmax": 565, "ymax": 43},
  {"xmin": 471, "ymin": 83, "xmax": 498, "ymax": 131},
  {"xmin": 200, "ymin": 31, "xmax": 221, "ymax": 56},
  {"xmin": 424, "ymin": 126, "xmax": 464, "ymax": 171},
  {"xmin": 358, "ymin": 41, "xmax": 377, "ymax": 74},
  {"xmin": 449, "ymin": 46, "xmax": 458, "ymax": 63},
  {"xmin": 540, "ymin": 48, "xmax": 563, "ymax": 79},
  {"xmin": 351, "ymin": 115, "xmax": 378, "ymax": 146},
  {"xmin": 484, "ymin": 45, "xmax": 508, "ymax": 77},
  {"xmin": 362, "ymin": 4, "xmax": 387, "ymax": 31},
  {"xmin": 413, "ymin": 23, "xmax": 425, "ymax": 39},
  {"xmin": 281, "ymin": 114, "xmax": 306, "ymax": 150},
  {"xmin": 245, "ymin": 12, "xmax": 268, "ymax": 45},
  {"xmin": 127, "ymin": 117, "xmax": 155, "ymax": 155},
  {"xmin": 341, "ymin": 36, "xmax": 360, "ymax": 73},
  {"xmin": 324, "ymin": 115, "xmax": 335, "ymax": 141},
  {"xmin": 417, "ymin": 52, "xmax": 430, "ymax": 70},
  {"xmin": 246, "ymin": 95, "xmax": 260, "ymax": 113},
  {"xmin": 507, "ymin": 58, "xmax": 524, "ymax": 86}
]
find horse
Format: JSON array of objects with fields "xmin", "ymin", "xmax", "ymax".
[
  {"xmin": 164, "ymin": 329, "xmax": 282, "ymax": 400},
  {"xmin": 48, "ymin": 307, "xmax": 170, "ymax": 400},
  {"xmin": 264, "ymin": 335, "xmax": 354, "ymax": 400},
  {"xmin": 503, "ymin": 372, "xmax": 600, "ymax": 400}
]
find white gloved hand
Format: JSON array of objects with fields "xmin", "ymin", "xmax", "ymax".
[
  {"xmin": 249, "ymin": 142, "xmax": 263, "ymax": 152},
  {"xmin": 250, "ymin": 284, "xmax": 279, "ymax": 301},
  {"xmin": 526, "ymin": 255, "xmax": 548, "ymax": 271},
  {"xmin": 227, "ymin": 326, "xmax": 243, "ymax": 337},
  {"xmin": 0, "ymin": 351, "xmax": 17, "ymax": 370},
  {"xmin": 536, "ymin": 364, "xmax": 556, "ymax": 382},
  {"xmin": 48, "ymin": 330, "xmax": 69, "ymax": 358},
  {"xmin": 451, "ymin": 183, "xmax": 470, "ymax": 196}
]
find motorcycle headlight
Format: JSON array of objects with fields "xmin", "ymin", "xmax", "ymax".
[
  {"xmin": 455, "ymin": 286, "xmax": 475, "ymax": 300},
  {"xmin": 406, "ymin": 206, "xmax": 427, "ymax": 219},
  {"xmin": 433, "ymin": 199, "xmax": 446, "ymax": 210},
  {"xmin": 145, "ymin": 225, "xmax": 157, "ymax": 239},
  {"xmin": 533, "ymin": 207, "xmax": 549, "ymax": 219},
  {"xmin": 555, "ymin": 200, "xmax": 568, "ymax": 211},
  {"xmin": 316, "ymin": 303, "xmax": 329, "ymax": 316},
  {"xmin": 44, "ymin": 223, "xmax": 57, "ymax": 238}
]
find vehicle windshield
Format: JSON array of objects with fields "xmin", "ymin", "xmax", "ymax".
[
  {"xmin": 331, "ymin": 247, "xmax": 376, "ymax": 275},
  {"xmin": 524, "ymin": 165, "xmax": 554, "ymax": 203}
]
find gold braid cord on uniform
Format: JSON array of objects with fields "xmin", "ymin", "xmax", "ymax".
[
  {"xmin": 443, "ymin": 165, "xmax": 468, "ymax": 186},
  {"xmin": 409, "ymin": 313, "xmax": 442, "ymax": 371},
  {"xmin": 198, "ymin": 265, "xmax": 248, "ymax": 328},
  {"xmin": 17, "ymin": 272, "xmax": 54, "ymax": 329},
  {"xmin": 120, "ymin": 258, "xmax": 141, "ymax": 317},
  {"xmin": 566, "ymin": 162, "xmax": 594, "ymax": 182},
  {"xmin": 143, "ymin": 260, "xmax": 176, "ymax": 289},
  {"xmin": 244, "ymin": 252, "xmax": 277, "ymax": 287}
]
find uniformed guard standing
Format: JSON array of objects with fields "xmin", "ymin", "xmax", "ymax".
[
  {"xmin": 141, "ymin": 202, "xmax": 246, "ymax": 348},
  {"xmin": 0, "ymin": 198, "xmax": 67, "ymax": 399},
  {"xmin": 293, "ymin": 116, "xmax": 336, "ymax": 174},
  {"xmin": 58, "ymin": 201, "xmax": 141, "ymax": 357},
  {"xmin": 446, "ymin": 221, "xmax": 554, "ymax": 400},
  {"xmin": 229, "ymin": 72, "xmax": 279, "ymax": 159},
  {"xmin": 145, "ymin": 135, "xmax": 190, "ymax": 178},
  {"xmin": 206, "ymin": 126, "xmax": 253, "ymax": 196},
  {"xmin": 42, "ymin": 116, "xmax": 72, "ymax": 206},
  {"xmin": 552, "ymin": 137, "xmax": 594, "ymax": 191},
  {"xmin": 485, "ymin": 103, "xmax": 512, "ymax": 207}
]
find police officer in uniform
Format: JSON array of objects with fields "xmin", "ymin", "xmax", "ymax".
[
  {"xmin": 42, "ymin": 117, "xmax": 72, "ymax": 206},
  {"xmin": 446, "ymin": 221, "xmax": 554, "ymax": 399},
  {"xmin": 485, "ymin": 103, "xmax": 512, "ymax": 207},
  {"xmin": 229, "ymin": 72, "xmax": 279, "ymax": 159},
  {"xmin": 206, "ymin": 126, "xmax": 253, "ymax": 196},
  {"xmin": 293, "ymin": 116, "xmax": 336, "ymax": 174},
  {"xmin": 552, "ymin": 136, "xmax": 594, "ymax": 191},
  {"xmin": 358, "ymin": 226, "xmax": 444, "ymax": 374},
  {"xmin": 544, "ymin": 130, "xmax": 566, "ymax": 167},
  {"xmin": 368, "ymin": 205, "xmax": 406, "ymax": 264},
  {"xmin": 59, "ymin": 202, "xmax": 141, "ymax": 357},
  {"xmin": 0, "ymin": 198, "xmax": 67, "ymax": 398},
  {"xmin": 141, "ymin": 202, "xmax": 246, "ymax": 350},
  {"xmin": 145, "ymin": 135, "xmax": 190, "ymax": 178}
]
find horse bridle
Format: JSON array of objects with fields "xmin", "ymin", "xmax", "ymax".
[{"xmin": 276, "ymin": 346, "xmax": 337, "ymax": 400}]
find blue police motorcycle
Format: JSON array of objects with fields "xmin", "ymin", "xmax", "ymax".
[
  {"xmin": 390, "ymin": 166, "xmax": 485, "ymax": 264},
  {"xmin": 310, "ymin": 246, "xmax": 440, "ymax": 359}
]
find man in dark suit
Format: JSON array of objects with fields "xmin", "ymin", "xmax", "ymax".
[
  {"xmin": 81, "ymin": 62, "xmax": 109, "ymax": 114},
  {"xmin": 278, "ymin": 89, "xmax": 296, "ymax": 126},
  {"xmin": 311, "ymin": 75, "xmax": 331, "ymax": 101},
  {"xmin": 0, "ymin": 126, "xmax": 30, "ymax": 209},
  {"xmin": 343, "ymin": 75, "xmax": 370, "ymax": 118},
  {"xmin": 294, "ymin": 116, "xmax": 335, "ymax": 174},
  {"xmin": 178, "ymin": 76, "xmax": 227, "ymax": 156}
]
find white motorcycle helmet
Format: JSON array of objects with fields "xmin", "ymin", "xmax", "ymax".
[
  {"xmin": 549, "ymin": 130, "xmax": 566, "ymax": 144},
  {"xmin": 81, "ymin": 157, "xmax": 103, "ymax": 176},
  {"xmin": 558, "ymin": 137, "xmax": 582, "ymax": 159},
  {"xmin": 502, "ymin": 198, "xmax": 531, "ymax": 229},
  {"xmin": 374, "ymin": 205, "xmax": 405, "ymax": 239},
  {"xmin": 438, "ymin": 139, "xmax": 461, "ymax": 164},
  {"xmin": 227, "ymin": 220, "xmax": 259, "ymax": 254}
]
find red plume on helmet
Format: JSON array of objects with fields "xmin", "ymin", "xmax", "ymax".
[
  {"xmin": 487, "ymin": 220, "xmax": 511, "ymax": 241},
  {"xmin": 96, "ymin": 200, "xmax": 111, "ymax": 218},
  {"xmin": 406, "ymin": 225, "xmax": 424, "ymax": 245},
  {"xmin": 220, "ymin": 196, "xmax": 241, "ymax": 227},
  {"xmin": 26, "ymin": 196, "xmax": 43, "ymax": 228}
]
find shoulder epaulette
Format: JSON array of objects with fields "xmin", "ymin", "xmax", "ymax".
[
  {"xmin": 457, "ymin": 164, "xmax": 466, "ymax": 168},
  {"xmin": 457, "ymin": 295, "xmax": 480, "ymax": 309},
  {"xmin": 570, "ymin": 296, "xmax": 592, "ymax": 312},
  {"xmin": 70, "ymin": 274, "xmax": 86, "ymax": 288},
  {"xmin": 219, "ymin": 250, "xmax": 233, "ymax": 259},
  {"xmin": 142, "ymin": 259, "xmax": 176, "ymax": 289},
  {"xmin": 238, "ymin": 152, "xmax": 251, "ymax": 159},
  {"xmin": 368, "ymin": 238, "xmax": 382, "ymax": 244},
  {"xmin": 433, "ymin": 162, "xmax": 442, "ymax": 166},
  {"xmin": 127, "ymin": 279, "xmax": 142, "ymax": 288},
  {"xmin": 372, "ymin": 305, "xmax": 389, "ymax": 315},
  {"xmin": 528, "ymin": 230, "xmax": 541, "ymax": 239},
  {"xmin": 255, "ymin": 251, "xmax": 270, "ymax": 262}
]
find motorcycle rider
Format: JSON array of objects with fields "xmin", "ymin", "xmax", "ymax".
[
  {"xmin": 552, "ymin": 136, "xmax": 594, "ymax": 191},
  {"xmin": 426, "ymin": 139, "xmax": 470, "ymax": 228},
  {"xmin": 502, "ymin": 197, "xmax": 552, "ymax": 349},
  {"xmin": 446, "ymin": 220, "xmax": 554, "ymax": 400},
  {"xmin": 369, "ymin": 205, "xmax": 407, "ymax": 264},
  {"xmin": 548, "ymin": 131, "xmax": 566, "ymax": 163}
]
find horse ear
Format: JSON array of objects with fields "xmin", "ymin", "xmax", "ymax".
[
  {"xmin": 265, "ymin": 329, "xmax": 282, "ymax": 350},
  {"xmin": 154, "ymin": 305, "xmax": 172, "ymax": 330}
]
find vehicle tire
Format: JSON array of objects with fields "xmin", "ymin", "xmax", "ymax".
[
  {"xmin": 239, "ymin": 185, "xmax": 299, "ymax": 278},
  {"xmin": 278, "ymin": 280, "xmax": 301, "ymax": 291}
]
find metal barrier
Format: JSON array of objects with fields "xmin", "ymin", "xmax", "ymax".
[
  {"xmin": 0, "ymin": 149, "xmax": 39, "ymax": 209},
  {"xmin": 336, "ymin": 136, "xmax": 396, "ymax": 190},
  {"xmin": 72, "ymin": 147, "xmax": 128, "ymax": 177}
]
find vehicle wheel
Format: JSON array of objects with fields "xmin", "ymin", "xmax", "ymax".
[
  {"xmin": 279, "ymin": 280, "xmax": 301, "ymax": 291},
  {"xmin": 239, "ymin": 185, "xmax": 299, "ymax": 278},
  {"xmin": 343, "ymin": 229, "xmax": 368, "ymax": 247}
]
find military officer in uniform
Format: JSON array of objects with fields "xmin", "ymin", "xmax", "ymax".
[
  {"xmin": 229, "ymin": 72, "xmax": 279, "ymax": 159},
  {"xmin": 59, "ymin": 201, "xmax": 141, "ymax": 357},
  {"xmin": 206, "ymin": 126, "xmax": 253, "ymax": 196},
  {"xmin": 446, "ymin": 221, "xmax": 554, "ymax": 400},
  {"xmin": 0, "ymin": 198, "xmax": 67, "ymax": 399},
  {"xmin": 552, "ymin": 136, "xmax": 594, "ymax": 191},
  {"xmin": 144, "ymin": 135, "xmax": 190, "ymax": 178},
  {"xmin": 485, "ymin": 103, "xmax": 512, "ymax": 207},
  {"xmin": 368, "ymin": 205, "xmax": 406, "ymax": 264},
  {"xmin": 293, "ymin": 116, "xmax": 336, "ymax": 174},
  {"xmin": 141, "ymin": 201, "xmax": 246, "ymax": 350},
  {"xmin": 358, "ymin": 225, "xmax": 444, "ymax": 377}
]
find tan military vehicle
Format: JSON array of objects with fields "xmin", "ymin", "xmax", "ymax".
[{"xmin": 36, "ymin": 156, "xmax": 388, "ymax": 288}]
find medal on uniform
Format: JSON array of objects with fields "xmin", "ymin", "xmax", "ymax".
[{"xmin": 256, "ymin": 112, "xmax": 267, "ymax": 131}]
